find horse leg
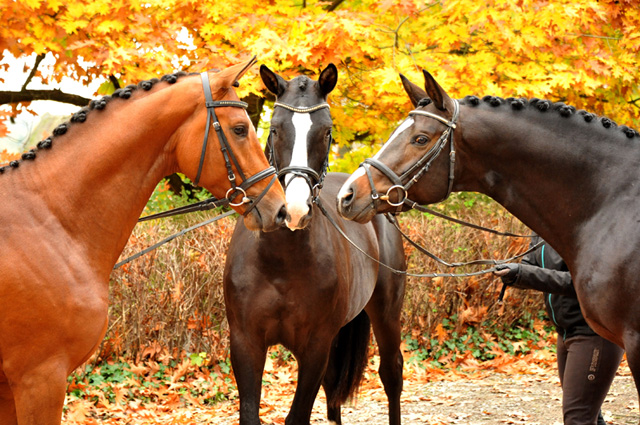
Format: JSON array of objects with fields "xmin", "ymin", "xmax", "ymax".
[
  {"xmin": 368, "ymin": 314, "xmax": 404, "ymax": 425},
  {"xmin": 6, "ymin": 361, "xmax": 68, "ymax": 425},
  {"xmin": 229, "ymin": 329, "xmax": 267, "ymax": 425},
  {"xmin": 622, "ymin": 330, "xmax": 640, "ymax": 423},
  {"xmin": 365, "ymin": 281, "xmax": 405, "ymax": 425},
  {"xmin": 286, "ymin": 340, "xmax": 333, "ymax": 425},
  {"xmin": 0, "ymin": 382, "xmax": 17, "ymax": 425}
]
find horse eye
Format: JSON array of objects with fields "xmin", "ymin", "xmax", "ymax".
[
  {"xmin": 270, "ymin": 127, "xmax": 277, "ymax": 136},
  {"xmin": 233, "ymin": 126, "xmax": 247, "ymax": 137},
  {"xmin": 413, "ymin": 135, "xmax": 430, "ymax": 145}
]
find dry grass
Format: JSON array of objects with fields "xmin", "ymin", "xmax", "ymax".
[
  {"xmin": 106, "ymin": 196, "xmax": 544, "ymax": 361},
  {"xmin": 108, "ymin": 211, "xmax": 236, "ymax": 363}
]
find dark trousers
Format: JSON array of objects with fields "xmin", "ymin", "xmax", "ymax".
[{"xmin": 557, "ymin": 334, "xmax": 624, "ymax": 425}]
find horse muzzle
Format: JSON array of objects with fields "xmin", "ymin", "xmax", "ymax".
[{"xmin": 337, "ymin": 177, "xmax": 378, "ymax": 224}]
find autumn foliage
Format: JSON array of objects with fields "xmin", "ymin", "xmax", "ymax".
[
  {"xmin": 1, "ymin": 0, "xmax": 639, "ymax": 143},
  {"xmin": 2, "ymin": 0, "xmax": 639, "ymax": 421}
]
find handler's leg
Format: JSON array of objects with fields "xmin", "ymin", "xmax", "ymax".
[{"xmin": 560, "ymin": 335, "xmax": 624, "ymax": 425}]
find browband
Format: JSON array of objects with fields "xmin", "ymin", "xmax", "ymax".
[
  {"xmin": 206, "ymin": 100, "xmax": 249, "ymax": 109},
  {"xmin": 274, "ymin": 102, "xmax": 330, "ymax": 113},
  {"xmin": 409, "ymin": 110, "xmax": 457, "ymax": 128}
]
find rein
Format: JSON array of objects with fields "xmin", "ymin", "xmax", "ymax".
[
  {"xmin": 385, "ymin": 213, "xmax": 542, "ymax": 269},
  {"xmin": 114, "ymin": 73, "xmax": 279, "ymax": 268},
  {"xmin": 114, "ymin": 210, "xmax": 235, "ymax": 269},
  {"xmin": 317, "ymin": 196, "xmax": 538, "ymax": 278},
  {"xmin": 268, "ymin": 101, "xmax": 332, "ymax": 199},
  {"xmin": 315, "ymin": 196, "xmax": 538, "ymax": 279},
  {"xmin": 403, "ymin": 200, "xmax": 534, "ymax": 238}
]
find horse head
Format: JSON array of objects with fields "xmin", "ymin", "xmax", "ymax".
[
  {"xmin": 175, "ymin": 58, "xmax": 287, "ymax": 231},
  {"xmin": 260, "ymin": 63, "xmax": 337, "ymax": 230},
  {"xmin": 338, "ymin": 70, "xmax": 459, "ymax": 223}
]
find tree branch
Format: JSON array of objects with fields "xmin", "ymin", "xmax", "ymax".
[
  {"xmin": 21, "ymin": 53, "xmax": 46, "ymax": 91},
  {"xmin": 324, "ymin": 0, "xmax": 344, "ymax": 11},
  {"xmin": 109, "ymin": 75, "xmax": 121, "ymax": 90},
  {"xmin": 0, "ymin": 89, "xmax": 92, "ymax": 108}
]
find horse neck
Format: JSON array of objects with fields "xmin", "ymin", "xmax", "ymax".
[
  {"xmin": 455, "ymin": 105, "xmax": 638, "ymax": 265},
  {"xmin": 8, "ymin": 80, "xmax": 200, "ymax": 274}
]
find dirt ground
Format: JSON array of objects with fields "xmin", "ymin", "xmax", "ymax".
[{"xmin": 216, "ymin": 364, "xmax": 638, "ymax": 425}]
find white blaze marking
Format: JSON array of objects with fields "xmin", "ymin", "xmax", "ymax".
[
  {"xmin": 338, "ymin": 117, "xmax": 415, "ymax": 200},
  {"xmin": 373, "ymin": 117, "xmax": 414, "ymax": 159},
  {"xmin": 285, "ymin": 112, "xmax": 313, "ymax": 229}
]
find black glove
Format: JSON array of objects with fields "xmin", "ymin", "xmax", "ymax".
[{"xmin": 494, "ymin": 263, "xmax": 520, "ymax": 285}]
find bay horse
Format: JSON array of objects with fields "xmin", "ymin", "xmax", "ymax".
[
  {"xmin": 0, "ymin": 57, "xmax": 287, "ymax": 425},
  {"xmin": 223, "ymin": 64, "xmax": 406, "ymax": 425},
  {"xmin": 337, "ymin": 69, "xmax": 640, "ymax": 413}
]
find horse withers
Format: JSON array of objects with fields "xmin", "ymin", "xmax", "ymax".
[
  {"xmin": 337, "ymin": 69, "xmax": 640, "ymax": 416},
  {"xmin": 0, "ymin": 58, "xmax": 286, "ymax": 425},
  {"xmin": 223, "ymin": 64, "xmax": 406, "ymax": 425}
]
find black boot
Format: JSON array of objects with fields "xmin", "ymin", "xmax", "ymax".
[{"xmin": 596, "ymin": 410, "xmax": 607, "ymax": 425}]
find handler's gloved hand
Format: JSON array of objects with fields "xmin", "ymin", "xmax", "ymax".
[{"xmin": 494, "ymin": 263, "xmax": 520, "ymax": 285}]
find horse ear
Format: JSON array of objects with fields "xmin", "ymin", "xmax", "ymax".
[
  {"xmin": 260, "ymin": 64, "xmax": 287, "ymax": 97},
  {"xmin": 400, "ymin": 73, "xmax": 428, "ymax": 108},
  {"xmin": 318, "ymin": 63, "xmax": 338, "ymax": 96},
  {"xmin": 422, "ymin": 70, "xmax": 453, "ymax": 111},
  {"xmin": 232, "ymin": 56, "xmax": 257, "ymax": 86},
  {"xmin": 214, "ymin": 56, "xmax": 257, "ymax": 89}
]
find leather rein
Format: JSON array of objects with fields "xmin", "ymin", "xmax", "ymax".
[
  {"xmin": 136, "ymin": 72, "xmax": 279, "ymax": 222},
  {"xmin": 316, "ymin": 99, "xmax": 539, "ymax": 283},
  {"xmin": 114, "ymin": 73, "xmax": 278, "ymax": 268}
]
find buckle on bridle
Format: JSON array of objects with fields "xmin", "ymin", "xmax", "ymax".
[
  {"xmin": 226, "ymin": 187, "xmax": 250, "ymax": 206},
  {"xmin": 379, "ymin": 184, "xmax": 408, "ymax": 207}
]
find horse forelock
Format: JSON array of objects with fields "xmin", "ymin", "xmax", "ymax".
[
  {"xmin": 0, "ymin": 71, "xmax": 198, "ymax": 175},
  {"xmin": 460, "ymin": 95, "xmax": 640, "ymax": 140}
]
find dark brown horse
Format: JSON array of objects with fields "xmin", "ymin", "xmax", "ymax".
[
  {"xmin": 0, "ymin": 58, "xmax": 287, "ymax": 425},
  {"xmin": 223, "ymin": 64, "xmax": 406, "ymax": 425},
  {"xmin": 337, "ymin": 69, "xmax": 640, "ymax": 411}
]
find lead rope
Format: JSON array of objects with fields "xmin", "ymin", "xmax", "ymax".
[
  {"xmin": 114, "ymin": 210, "xmax": 235, "ymax": 269},
  {"xmin": 386, "ymin": 213, "xmax": 543, "ymax": 268},
  {"xmin": 314, "ymin": 197, "xmax": 537, "ymax": 279},
  {"xmin": 115, "ymin": 71, "xmax": 277, "ymax": 268},
  {"xmin": 402, "ymin": 200, "xmax": 534, "ymax": 238}
]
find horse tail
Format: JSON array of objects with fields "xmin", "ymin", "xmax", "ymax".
[{"xmin": 325, "ymin": 310, "xmax": 371, "ymax": 408}]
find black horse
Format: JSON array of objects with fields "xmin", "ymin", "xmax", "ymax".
[
  {"xmin": 337, "ymin": 69, "xmax": 640, "ymax": 413},
  {"xmin": 223, "ymin": 64, "xmax": 406, "ymax": 425}
]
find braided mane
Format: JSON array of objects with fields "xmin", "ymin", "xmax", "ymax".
[
  {"xmin": 459, "ymin": 95, "xmax": 639, "ymax": 139},
  {"xmin": 0, "ymin": 71, "xmax": 197, "ymax": 174}
]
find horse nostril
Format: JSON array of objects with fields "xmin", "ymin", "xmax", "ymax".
[
  {"xmin": 340, "ymin": 187, "xmax": 355, "ymax": 210},
  {"xmin": 276, "ymin": 205, "xmax": 287, "ymax": 226}
]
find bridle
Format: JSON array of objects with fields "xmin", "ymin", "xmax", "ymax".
[
  {"xmin": 195, "ymin": 72, "xmax": 278, "ymax": 215},
  {"xmin": 113, "ymin": 72, "xmax": 279, "ymax": 269},
  {"xmin": 360, "ymin": 99, "xmax": 460, "ymax": 212},
  {"xmin": 267, "ymin": 101, "xmax": 332, "ymax": 200}
]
